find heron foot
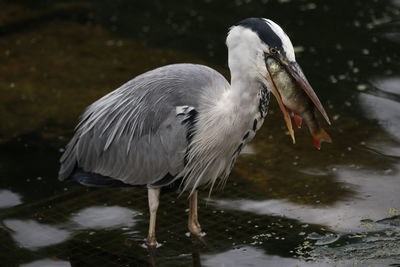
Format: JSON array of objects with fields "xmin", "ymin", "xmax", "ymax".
[
  {"xmin": 145, "ymin": 236, "xmax": 159, "ymax": 248},
  {"xmin": 188, "ymin": 220, "xmax": 202, "ymax": 236}
]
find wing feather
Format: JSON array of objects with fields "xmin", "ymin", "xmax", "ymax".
[{"xmin": 59, "ymin": 64, "xmax": 229, "ymax": 186}]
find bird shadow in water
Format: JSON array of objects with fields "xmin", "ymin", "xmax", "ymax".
[{"xmin": 147, "ymin": 235, "xmax": 205, "ymax": 267}]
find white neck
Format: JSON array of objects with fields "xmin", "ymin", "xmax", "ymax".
[
  {"xmin": 229, "ymin": 62, "xmax": 261, "ymax": 98},
  {"xmin": 220, "ymin": 46, "xmax": 266, "ymax": 129},
  {"xmin": 228, "ymin": 74, "xmax": 261, "ymax": 114},
  {"xmin": 226, "ymin": 26, "xmax": 267, "ymax": 102}
]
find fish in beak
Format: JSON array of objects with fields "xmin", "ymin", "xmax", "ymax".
[{"xmin": 264, "ymin": 55, "xmax": 332, "ymax": 149}]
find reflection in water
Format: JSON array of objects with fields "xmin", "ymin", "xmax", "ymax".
[
  {"xmin": 360, "ymin": 79, "xmax": 400, "ymax": 142},
  {"xmin": 0, "ymin": 190, "xmax": 22, "ymax": 208},
  {"xmin": 392, "ymin": 0, "xmax": 400, "ymax": 7},
  {"xmin": 202, "ymin": 246, "xmax": 326, "ymax": 267},
  {"xmin": 367, "ymin": 141, "xmax": 400, "ymax": 159},
  {"xmin": 70, "ymin": 205, "xmax": 138, "ymax": 229},
  {"xmin": 3, "ymin": 219, "xmax": 70, "ymax": 250},
  {"xmin": 371, "ymin": 76, "xmax": 400, "ymax": 94},
  {"xmin": 212, "ymin": 166, "xmax": 400, "ymax": 232},
  {"xmin": 147, "ymin": 247, "xmax": 158, "ymax": 267},
  {"xmin": 190, "ymin": 236, "xmax": 203, "ymax": 267},
  {"xmin": 20, "ymin": 259, "xmax": 71, "ymax": 267}
]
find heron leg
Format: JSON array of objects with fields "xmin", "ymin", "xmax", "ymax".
[
  {"xmin": 188, "ymin": 190, "xmax": 202, "ymax": 236},
  {"xmin": 146, "ymin": 188, "xmax": 160, "ymax": 247}
]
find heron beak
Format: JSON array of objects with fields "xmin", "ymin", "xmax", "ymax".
[{"xmin": 284, "ymin": 62, "xmax": 331, "ymax": 125}]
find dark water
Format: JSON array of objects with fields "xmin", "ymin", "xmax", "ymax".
[{"xmin": 1, "ymin": 0, "xmax": 400, "ymax": 266}]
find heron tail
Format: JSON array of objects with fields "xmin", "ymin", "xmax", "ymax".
[{"xmin": 71, "ymin": 168, "xmax": 135, "ymax": 188}]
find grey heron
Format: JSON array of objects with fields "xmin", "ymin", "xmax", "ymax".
[{"xmin": 59, "ymin": 18, "xmax": 331, "ymax": 247}]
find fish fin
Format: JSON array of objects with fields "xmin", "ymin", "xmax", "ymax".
[
  {"xmin": 294, "ymin": 113, "xmax": 303, "ymax": 128},
  {"xmin": 311, "ymin": 128, "xmax": 332, "ymax": 150}
]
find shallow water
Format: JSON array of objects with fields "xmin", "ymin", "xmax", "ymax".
[{"xmin": 1, "ymin": 0, "xmax": 400, "ymax": 266}]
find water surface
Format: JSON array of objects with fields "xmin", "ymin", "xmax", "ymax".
[{"xmin": 1, "ymin": 0, "xmax": 400, "ymax": 266}]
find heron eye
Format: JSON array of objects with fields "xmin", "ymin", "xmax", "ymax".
[{"xmin": 270, "ymin": 48, "xmax": 278, "ymax": 54}]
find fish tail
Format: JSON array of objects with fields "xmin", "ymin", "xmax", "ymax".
[{"xmin": 311, "ymin": 128, "xmax": 332, "ymax": 150}]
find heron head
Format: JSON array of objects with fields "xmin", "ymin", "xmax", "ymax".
[{"xmin": 227, "ymin": 18, "xmax": 330, "ymax": 140}]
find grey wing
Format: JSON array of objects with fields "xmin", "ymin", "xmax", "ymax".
[{"xmin": 58, "ymin": 63, "xmax": 229, "ymax": 186}]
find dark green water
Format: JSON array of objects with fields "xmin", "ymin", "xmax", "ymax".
[{"xmin": 1, "ymin": 0, "xmax": 400, "ymax": 266}]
